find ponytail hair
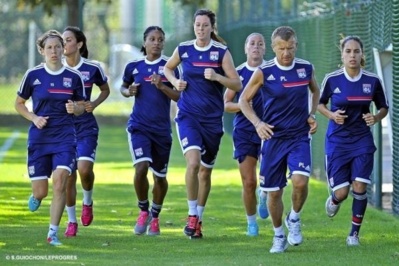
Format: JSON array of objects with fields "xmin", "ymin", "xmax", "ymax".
[
  {"xmin": 63, "ymin": 26, "xmax": 89, "ymax": 58},
  {"xmin": 193, "ymin": 9, "xmax": 226, "ymax": 45}
]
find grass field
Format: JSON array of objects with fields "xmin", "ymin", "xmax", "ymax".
[{"xmin": 0, "ymin": 123, "xmax": 398, "ymax": 266}]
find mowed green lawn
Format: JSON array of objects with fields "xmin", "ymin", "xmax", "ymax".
[{"xmin": 0, "ymin": 122, "xmax": 398, "ymax": 266}]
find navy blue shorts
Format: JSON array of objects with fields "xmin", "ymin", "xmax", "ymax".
[
  {"xmin": 27, "ymin": 143, "xmax": 76, "ymax": 180},
  {"xmin": 326, "ymin": 152, "xmax": 373, "ymax": 191},
  {"xmin": 127, "ymin": 127, "xmax": 172, "ymax": 177},
  {"xmin": 232, "ymin": 128, "xmax": 261, "ymax": 163},
  {"xmin": 76, "ymin": 134, "xmax": 98, "ymax": 162},
  {"xmin": 175, "ymin": 112, "xmax": 223, "ymax": 168},
  {"xmin": 259, "ymin": 135, "xmax": 311, "ymax": 191}
]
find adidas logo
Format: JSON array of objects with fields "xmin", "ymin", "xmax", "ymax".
[
  {"xmin": 133, "ymin": 69, "xmax": 138, "ymax": 74},
  {"xmin": 33, "ymin": 79, "xmax": 41, "ymax": 85},
  {"xmin": 333, "ymin": 87, "xmax": 341, "ymax": 93},
  {"xmin": 267, "ymin": 74, "xmax": 275, "ymax": 81},
  {"xmin": 181, "ymin": 52, "xmax": 188, "ymax": 58}
]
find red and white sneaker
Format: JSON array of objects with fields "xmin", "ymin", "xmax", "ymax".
[
  {"xmin": 81, "ymin": 202, "xmax": 93, "ymax": 226},
  {"xmin": 183, "ymin": 215, "xmax": 198, "ymax": 236},
  {"xmin": 190, "ymin": 221, "xmax": 203, "ymax": 239}
]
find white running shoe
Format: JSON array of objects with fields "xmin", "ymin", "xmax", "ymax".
[
  {"xmin": 346, "ymin": 235, "xmax": 360, "ymax": 246},
  {"xmin": 325, "ymin": 196, "xmax": 341, "ymax": 217},
  {"xmin": 269, "ymin": 235, "xmax": 289, "ymax": 253},
  {"xmin": 285, "ymin": 215, "xmax": 303, "ymax": 246}
]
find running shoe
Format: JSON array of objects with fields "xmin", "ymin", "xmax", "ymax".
[
  {"xmin": 246, "ymin": 223, "xmax": 259, "ymax": 237},
  {"xmin": 64, "ymin": 222, "xmax": 78, "ymax": 237},
  {"xmin": 346, "ymin": 235, "xmax": 360, "ymax": 246},
  {"xmin": 134, "ymin": 211, "xmax": 151, "ymax": 235},
  {"xmin": 269, "ymin": 235, "xmax": 288, "ymax": 253},
  {"xmin": 81, "ymin": 202, "xmax": 93, "ymax": 226},
  {"xmin": 257, "ymin": 189, "xmax": 269, "ymax": 219},
  {"xmin": 28, "ymin": 195, "xmax": 41, "ymax": 212},
  {"xmin": 184, "ymin": 215, "xmax": 198, "ymax": 236},
  {"xmin": 147, "ymin": 218, "xmax": 160, "ymax": 236},
  {"xmin": 325, "ymin": 196, "xmax": 341, "ymax": 218},
  {"xmin": 47, "ymin": 235, "xmax": 62, "ymax": 246},
  {"xmin": 285, "ymin": 215, "xmax": 303, "ymax": 246},
  {"xmin": 190, "ymin": 221, "xmax": 203, "ymax": 239}
]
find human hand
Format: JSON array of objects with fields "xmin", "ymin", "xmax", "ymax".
[
  {"xmin": 362, "ymin": 113, "xmax": 376, "ymax": 126},
  {"xmin": 204, "ymin": 68, "xmax": 218, "ymax": 81},
  {"xmin": 65, "ymin": 100, "xmax": 78, "ymax": 114},
  {"xmin": 127, "ymin": 83, "xmax": 140, "ymax": 97},
  {"xmin": 151, "ymin": 72, "xmax": 163, "ymax": 89},
  {"xmin": 255, "ymin": 121, "xmax": 274, "ymax": 140},
  {"xmin": 84, "ymin": 101, "xmax": 95, "ymax": 113},
  {"xmin": 174, "ymin": 79, "xmax": 187, "ymax": 91},
  {"xmin": 32, "ymin": 115, "xmax": 49, "ymax": 129},
  {"xmin": 308, "ymin": 116, "xmax": 318, "ymax": 134},
  {"xmin": 331, "ymin": 109, "xmax": 348, "ymax": 125}
]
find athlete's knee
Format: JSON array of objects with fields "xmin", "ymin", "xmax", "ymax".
[
  {"xmin": 242, "ymin": 176, "xmax": 257, "ymax": 192},
  {"xmin": 333, "ymin": 186, "xmax": 350, "ymax": 202},
  {"xmin": 134, "ymin": 162, "xmax": 149, "ymax": 178},
  {"xmin": 291, "ymin": 175, "xmax": 309, "ymax": 190},
  {"xmin": 34, "ymin": 189, "xmax": 48, "ymax": 200}
]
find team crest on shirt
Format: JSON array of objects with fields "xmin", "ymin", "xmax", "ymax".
[
  {"xmin": 63, "ymin": 77, "xmax": 72, "ymax": 88},
  {"xmin": 134, "ymin": 148, "xmax": 143, "ymax": 157},
  {"xmin": 210, "ymin": 51, "xmax": 219, "ymax": 61},
  {"xmin": 297, "ymin": 68, "xmax": 306, "ymax": 78},
  {"xmin": 158, "ymin": 66, "xmax": 164, "ymax": 75},
  {"xmin": 363, "ymin": 84, "xmax": 371, "ymax": 94},
  {"xmin": 81, "ymin": 71, "xmax": 90, "ymax": 81},
  {"xmin": 28, "ymin": 166, "xmax": 35, "ymax": 175}
]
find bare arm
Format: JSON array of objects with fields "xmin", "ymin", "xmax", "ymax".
[
  {"xmin": 204, "ymin": 50, "xmax": 242, "ymax": 92},
  {"xmin": 309, "ymin": 71, "xmax": 320, "ymax": 116},
  {"xmin": 120, "ymin": 81, "xmax": 140, "ymax": 98},
  {"xmin": 151, "ymin": 72, "xmax": 180, "ymax": 102},
  {"xmin": 318, "ymin": 103, "xmax": 348, "ymax": 125},
  {"xmin": 238, "ymin": 69, "xmax": 263, "ymax": 125},
  {"xmin": 85, "ymin": 83, "xmax": 110, "ymax": 112},
  {"xmin": 164, "ymin": 48, "xmax": 187, "ymax": 91},
  {"xmin": 308, "ymin": 70, "xmax": 320, "ymax": 134},
  {"xmin": 224, "ymin": 88, "xmax": 239, "ymax": 113},
  {"xmin": 239, "ymin": 69, "xmax": 274, "ymax": 140},
  {"xmin": 15, "ymin": 95, "xmax": 42, "ymax": 125}
]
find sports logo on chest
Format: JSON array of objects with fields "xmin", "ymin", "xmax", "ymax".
[
  {"xmin": 363, "ymin": 84, "xmax": 371, "ymax": 94},
  {"xmin": 210, "ymin": 51, "xmax": 219, "ymax": 61},
  {"xmin": 158, "ymin": 66, "xmax": 164, "ymax": 75},
  {"xmin": 63, "ymin": 77, "xmax": 72, "ymax": 88},
  {"xmin": 296, "ymin": 68, "xmax": 306, "ymax": 78},
  {"xmin": 81, "ymin": 71, "xmax": 90, "ymax": 82}
]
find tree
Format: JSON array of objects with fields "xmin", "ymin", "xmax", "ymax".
[{"xmin": 16, "ymin": 0, "xmax": 110, "ymax": 28}]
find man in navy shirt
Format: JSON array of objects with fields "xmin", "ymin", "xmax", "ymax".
[{"xmin": 239, "ymin": 26, "xmax": 320, "ymax": 253}]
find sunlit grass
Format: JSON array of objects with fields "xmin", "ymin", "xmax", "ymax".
[{"xmin": 0, "ymin": 125, "xmax": 399, "ymax": 265}]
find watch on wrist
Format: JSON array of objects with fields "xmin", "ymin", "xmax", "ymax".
[{"xmin": 309, "ymin": 114, "xmax": 316, "ymax": 120}]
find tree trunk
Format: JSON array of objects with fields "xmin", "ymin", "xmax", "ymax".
[{"xmin": 65, "ymin": 0, "xmax": 83, "ymax": 29}]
